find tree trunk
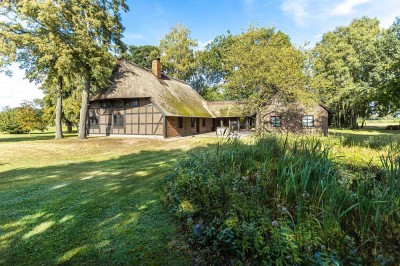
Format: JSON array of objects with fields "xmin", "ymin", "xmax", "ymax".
[
  {"xmin": 361, "ymin": 118, "xmax": 366, "ymax": 129},
  {"xmin": 78, "ymin": 78, "xmax": 90, "ymax": 139},
  {"xmin": 55, "ymin": 77, "xmax": 64, "ymax": 140},
  {"xmin": 65, "ymin": 120, "xmax": 73, "ymax": 133}
]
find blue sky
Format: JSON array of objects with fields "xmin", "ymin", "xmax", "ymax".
[{"xmin": 1, "ymin": 0, "xmax": 399, "ymax": 108}]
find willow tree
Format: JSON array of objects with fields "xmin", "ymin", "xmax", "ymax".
[{"xmin": 158, "ymin": 24, "xmax": 198, "ymax": 81}]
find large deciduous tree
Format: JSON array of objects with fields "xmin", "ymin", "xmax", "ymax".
[
  {"xmin": 375, "ymin": 17, "xmax": 400, "ymax": 113},
  {"xmin": 190, "ymin": 34, "xmax": 234, "ymax": 98},
  {"xmin": 311, "ymin": 17, "xmax": 383, "ymax": 128},
  {"xmin": 0, "ymin": 0, "xmax": 78, "ymax": 139},
  {"xmin": 223, "ymin": 26, "xmax": 310, "ymax": 113},
  {"xmin": 0, "ymin": 0, "xmax": 128, "ymax": 139},
  {"xmin": 158, "ymin": 24, "xmax": 198, "ymax": 81},
  {"xmin": 126, "ymin": 45, "xmax": 160, "ymax": 69}
]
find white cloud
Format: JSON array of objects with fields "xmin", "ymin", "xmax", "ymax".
[
  {"xmin": 281, "ymin": 0, "xmax": 311, "ymax": 27},
  {"xmin": 0, "ymin": 64, "xmax": 43, "ymax": 109},
  {"xmin": 281, "ymin": 0, "xmax": 399, "ymax": 30},
  {"xmin": 197, "ymin": 40, "xmax": 212, "ymax": 51},
  {"xmin": 331, "ymin": 0, "xmax": 370, "ymax": 16}
]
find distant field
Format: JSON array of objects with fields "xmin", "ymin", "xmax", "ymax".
[
  {"xmin": 0, "ymin": 125, "xmax": 399, "ymax": 264},
  {"xmin": 362, "ymin": 119, "xmax": 400, "ymax": 126}
]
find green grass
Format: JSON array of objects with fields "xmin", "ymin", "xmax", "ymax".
[
  {"xmin": 0, "ymin": 130, "xmax": 218, "ymax": 265},
  {"xmin": 0, "ymin": 124, "xmax": 399, "ymax": 265}
]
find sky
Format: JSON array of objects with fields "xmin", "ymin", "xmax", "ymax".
[{"xmin": 1, "ymin": 0, "xmax": 399, "ymax": 108}]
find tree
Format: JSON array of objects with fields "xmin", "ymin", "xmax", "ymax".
[
  {"xmin": 190, "ymin": 34, "xmax": 234, "ymax": 97},
  {"xmin": 223, "ymin": 25, "xmax": 310, "ymax": 113},
  {"xmin": 0, "ymin": 0, "xmax": 129, "ymax": 139},
  {"xmin": 375, "ymin": 17, "xmax": 400, "ymax": 113},
  {"xmin": 159, "ymin": 24, "xmax": 198, "ymax": 81},
  {"xmin": 0, "ymin": 102, "xmax": 46, "ymax": 134},
  {"xmin": 0, "ymin": 0, "xmax": 80, "ymax": 139},
  {"xmin": 126, "ymin": 45, "xmax": 160, "ymax": 69},
  {"xmin": 42, "ymin": 86, "xmax": 81, "ymax": 133},
  {"xmin": 311, "ymin": 17, "xmax": 383, "ymax": 128},
  {"xmin": 15, "ymin": 101, "xmax": 47, "ymax": 134},
  {"xmin": 0, "ymin": 107, "xmax": 20, "ymax": 133},
  {"xmin": 65, "ymin": 0, "xmax": 128, "ymax": 139}
]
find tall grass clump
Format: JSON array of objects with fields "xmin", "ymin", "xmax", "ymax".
[{"xmin": 164, "ymin": 135, "xmax": 400, "ymax": 264}]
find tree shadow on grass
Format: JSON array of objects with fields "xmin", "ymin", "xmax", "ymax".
[{"xmin": 0, "ymin": 144, "xmax": 216, "ymax": 265}]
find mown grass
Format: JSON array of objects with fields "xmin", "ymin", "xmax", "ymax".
[
  {"xmin": 0, "ymin": 124, "xmax": 399, "ymax": 264},
  {"xmin": 0, "ymin": 131, "xmax": 218, "ymax": 265}
]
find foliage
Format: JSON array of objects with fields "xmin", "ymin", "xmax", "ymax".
[
  {"xmin": 126, "ymin": 45, "xmax": 160, "ymax": 69},
  {"xmin": 190, "ymin": 34, "xmax": 234, "ymax": 95},
  {"xmin": 0, "ymin": 0, "xmax": 129, "ymax": 139},
  {"xmin": 193, "ymin": 26, "xmax": 311, "ymax": 110},
  {"xmin": 375, "ymin": 17, "xmax": 400, "ymax": 112},
  {"xmin": 224, "ymin": 26, "xmax": 309, "ymax": 106},
  {"xmin": 0, "ymin": 106, "xmax": 20, "ymax": 133},
  {"xmin": 311, "ymin": 17, "xmax": 398, "ymax": 128},
  {"xmin": 164, "ymin": 135, "xmax": 400, "ymax": 264},
  {"xmin": 158, "ymin": 24, "xmax": 198, "ymax": 81},
  {"xmin": 0, "ymin": 102, "xmax": 46, "ymax": 133},
  {"xmin": 42, "ymin": 86, "xmax": 81, "ymax": 128}
]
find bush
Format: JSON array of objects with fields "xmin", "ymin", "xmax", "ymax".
[
  {"xmin": 164, "ymin": 135, "xmax": 400, "ymax": 264},
  {"xmin": 0, "ymin": 103, "xmax": 46, "ymax": 134}
]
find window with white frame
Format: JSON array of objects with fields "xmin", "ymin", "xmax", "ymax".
[
  {"xmin": 302, "ymin": 115, "xmax": 314, "ymax": 127},
  {"xmin": 270, "ymin": 116, "xmax": 281, "ymax": 127}
]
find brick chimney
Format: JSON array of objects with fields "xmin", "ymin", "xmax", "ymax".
[{"xmin": 152, "ymin": 58, "xmax": 161, "ymax": 79}]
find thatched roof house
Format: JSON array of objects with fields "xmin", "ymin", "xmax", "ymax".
[
  {"xmin": 92, "ymin": 59, "xmax": 213, "ymax": 118},
  {"xmin": 87, "ymin": 58, "xmax": 330, "ymax": 137}
]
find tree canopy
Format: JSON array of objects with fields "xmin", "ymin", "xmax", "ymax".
[
  {"xmin": 126, "ymin": 45, "xmax": 160, "ymax": 69},
  {"xmin": 158, "ymin": 24, "xmax": 198, "ymax": 81},
  {"xmin": 311, "ymin": 17, "xmax": 399, "ymax": 128},
  {"xmin": 0, "ymin": 102, "xmax": 46, "ymax": 134},
  {"xmin": 0, "ymin": 0, "xmax": 129, "ymax": 138}
]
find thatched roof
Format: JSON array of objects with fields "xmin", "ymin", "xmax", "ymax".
[
  {"xmin": 91, "ymin": 59, "xmax": 213, "ymax": 117},
  {"xmin": 208, "ymin": 101, "xmax": 247, "ymax": 118}
]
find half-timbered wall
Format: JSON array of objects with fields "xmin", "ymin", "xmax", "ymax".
[{"xmin": 88, "ymin": 98, "xmax": 164, "ymax": 136}]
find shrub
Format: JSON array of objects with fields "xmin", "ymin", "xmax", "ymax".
[
  {"xmin": 164, "ymin": 135, "xmax": 400, "ymax": 264},
  {"xmin": 0, "ymin": 103, "xmax": 46, "ymax": 134}
]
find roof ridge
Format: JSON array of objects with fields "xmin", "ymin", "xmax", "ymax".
[{"xmin": 121, "ymin": 58, "xmax": 190, "ymax": 86}]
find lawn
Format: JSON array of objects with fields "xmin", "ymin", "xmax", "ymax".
[
  {"xmin": 0, "ymin": 131, "xmax": 218, "ymax": 265},
  {"xmin": 0, "ymin": 125, "xmax": 398, "ymax": 265}
]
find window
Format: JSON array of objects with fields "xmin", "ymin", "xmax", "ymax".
[
  {"xmin": 302, "ymin": 115, "xmax": 314, "ymax": 127},
  {"xmin": 89, "ymin": 109, "xmax": 99, "ymax": 128},
  {"xmin": 113, "ymin": 112, "xmax": 124, "ymax": 127},
  {"xmin": 126, "ymin": 99, "xmax": 139, "ymax": 107},
  {"xmin": 178, "ymin": 117, "xmax": 183, "ymax": 128},
  {"xmin": 101, "ymin": 101, "xmax": 112, "ymax": 108},
  {"xmin": 191, "ymin": 118, "xmax": 195, "ymax": 128},
  {"xmin": 270, "ymin": 116, "xmax": 281, "ymax": 127},
  {"xmin": 202, "ymin": 118, "xmax": 206, "ymax": 127},
  {"xmin": 112, "ymin": 101, "xmax": 124, "ymax": 108}
]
